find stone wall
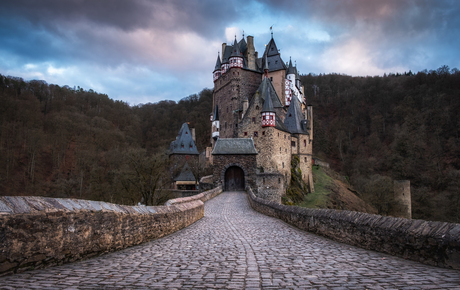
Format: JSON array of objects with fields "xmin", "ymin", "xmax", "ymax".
[
  {"xmin": 0, "ymin": 191, "xmax": 213, "ymax": 275},
  {"xmin": 165, "ymin": 186, "xmax": 222, "ymax": 206},
  {"xmin": 213, "ymin": 68, "xmax": 261, "ymax": 138},
  {"xmin": 247, "ymin": 187, "xmax": 460, "ymax": 270},
  {"xmin": 256, "ymin": 173, "xmax": 284, "ymax": 203}
]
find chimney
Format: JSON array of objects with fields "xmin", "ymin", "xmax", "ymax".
[
  {"xmin": 191, "ymin": 128, "xmax": 196, "ymax": 143},
  {"xmin": 247, "ymin": 35, "xmax": 256, "ymax": 70},
  {"xmin": 221, "ymin": 43, "xmax": 227, "ymax": 61}
]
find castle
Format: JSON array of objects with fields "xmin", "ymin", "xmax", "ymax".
[{"xmin": 207, "ymin": 33, "xmax": 314, "ymax": 202}]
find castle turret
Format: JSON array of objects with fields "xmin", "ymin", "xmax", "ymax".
[
  {"xmin": 221, "ymin": 43, "xmax": 230, "ymax": 74},
  {"xmin": 261, "ymin": 86, "xmax": 275, "ymax": 127},
  {"xmin": 229, "ymin": 38, "xmax": 243, "ymax": 69},
  {"xmin": 285, "ymin": 58, "xmax": 295, "ymax": 106},
  {"xmin": 213, "ymin": 53, "xmax": 222, "ymax": 82}
]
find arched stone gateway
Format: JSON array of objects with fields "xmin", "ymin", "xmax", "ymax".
[{"xmin": 224, "ymin": 166, "xmax": 245, "ymax": 191}]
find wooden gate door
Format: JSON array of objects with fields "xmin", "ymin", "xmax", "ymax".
[{"xmin": 225, "ymin": 166, "xmax": 245, "ymax": 191}]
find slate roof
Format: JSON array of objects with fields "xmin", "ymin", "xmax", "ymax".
[
  {"xmin": 257, "ymin": 78, "xmax": 284, "ymax": 109},
  {"xmin": 230, "ymin": 38, "xmax": 242, "ymax": 58},
  {"xmin": 212, "ymin": 138, "xmax": 258, "ymax": 155},
  {"xmin": 174, "ymin": 162, "xmax": 196, "ymax": 182},
  {"xmin": 169, "ymin": 123, "xmax": 200, "ymax": 155},
  {"xmin": 262, "ymin": 85, "xmax": 275, "ymax": 113},
  {"xmin": 284, "ymin": 94, "xmax": 308, "ymax": 134},
  {"xmin": 286, "ymin": 58, "xmax": 296, "ymax": 75},
  {"xmin": 259, "ymin": 38, "xmax": 286, "ymax": 72},
  {"xmin": 222, "ymin": 45, "xmax": 232, "ymax": 64},
  {"xmin": 214, "ymin": 54, "xmax": 221, "ymax": 71}
]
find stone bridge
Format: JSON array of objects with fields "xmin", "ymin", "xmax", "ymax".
[{"xmin": 1, "ymin": 191, "xmax": 459, "ymax": 289}]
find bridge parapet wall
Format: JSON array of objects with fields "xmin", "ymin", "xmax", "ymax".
[
  {"xmin": 0, "ymin": 193, "xmax": 209, "ymax": 276},
  {"xmin": 247, "ymin": 187, "xmax": 460, "ymax": 270},
  {"xmin": 165, "ymin": 186, "xmax": 222, "ymax": 206}
]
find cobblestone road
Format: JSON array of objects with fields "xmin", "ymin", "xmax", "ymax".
[{"xmin": 1, "ymin": 191, "xmax": 459, "ymax": 289}]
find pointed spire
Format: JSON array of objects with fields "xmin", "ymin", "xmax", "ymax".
[
  {"xmin": 263, "ymin": 53, "xmax": 269, "ymax": 78},
  {"xmin": 230, "ymin": 37, "xmax": 242, "ymax": 57},
  {"xmin": 262, "ymin": 86, "xmax": 275, "ymax": 113},
  {"xmin": 214, "ymin": 52, "xmax": 222, "ymax": 71},
  {"xmin": 287, "ymin": 57, "xmax": 295, "ymax": 75},
  {"xmin": 284, "ymin": 95, "xmax": 306, "ymax": 134}
]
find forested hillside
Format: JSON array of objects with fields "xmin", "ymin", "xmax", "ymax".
[
  {"xmin": 1, "ymin": 67, "xmax": 459, "ymax": 222},
  {"xmin": 302, "ymin": 66, "xmax": 460, "ymax": 222},
  {"xmin": 0, "ymin": 74, "xmax": 212, "ymax": 205}
]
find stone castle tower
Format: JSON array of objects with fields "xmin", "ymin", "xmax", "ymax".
[{"xmin": 209, "ymin": 33, "xmax": 314, "ymax": 202}]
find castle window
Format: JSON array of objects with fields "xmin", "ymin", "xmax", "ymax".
[
  {"xmin": 235, "ymin": 124, "xmax": 238, "ymax": 128},
  {"xmin": 304, "ymin": 140, "xmax": 306, "ymax": 147},
  {"xmin": 263, "ymin": 116, "xmax": 266, "ymax": 120},
  {"xmin": 270, "ymin": 116, "xmax": 273, "ymax": 120},
  {"xmin": 278, "ymin": 178, "xmax": 281, "ymax": 184},
  {"xmin": 270, "ymin": 77, "xmax": 273, "ymax": 81},
  {"xmin": 278, "ymin": 133, "xmax": 279, "ymax": 137},
  {"xmin": 262, "ymin": 131, "xmax": 265, "ymax": 136},
  {"xmin": 227, "ymin": 107, "xmax": 228, "ymax": 113},
  {"xmin": 305, "ymin": 157, "xmax": 307, "ymax": 162},
  {"xmin": 280, "ymin": 147, "xmax": 281, "ymax": 152},
  {"xmin": 263, "ymin": 178, "xmax": 265, "ymax": 184},
  {"xmin": 244, "ymin": 132, "xmax": 248, "ymax": 136},
  {"xmin": 254, "ymin": 131, "xmax": 258, "ymax": 137},
  {"xmin": 291, "ymin": 141, "xmax": 296, "ymax": 147},
  {"xmin": 284, "ymin": 135, "xmax": 286, "ymax": 139},
  {"xmin": 252, "ymin": 117, "xmax": 256, "ymax": 123},
  {"xmin": 282, "ymin": 162, "xmax": 284, "ymax": 168},
  {"xmin": 256, "ymin": 105, "xmax": 259, "ymax": 110},
  {"xmin": 285, "ymin": 148, "xmax": 287, "ymax": 153}
]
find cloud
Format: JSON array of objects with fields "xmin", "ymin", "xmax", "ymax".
[{"xmin": 0, "ymin": 0, "xmax": 459, "ymax": 104}]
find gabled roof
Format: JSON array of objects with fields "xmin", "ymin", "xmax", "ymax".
[
  {"xmin": 214, "ymin": 54, "xmax": 222, "ymax": 71},
  {"xmin": 265, "ymin": 38, "xmax": 279, "ymax": 57},
  {"xmin": 169, "ymin": 123, "xmax": 200, "ymax": 155},
  {"xmin": 212, "ymin": 138, "xmax": 258, "ymax": 155},
  {"xmin": 259, "ymin": 37, "xmax": 286, "ymax": 72},
  {"xmin": 174, "ymin": 162, "xmax": 196, "ymax": 182},
  {"xmin": 284, "ymin": 94, "xmax": 308, "ymax": 134}
]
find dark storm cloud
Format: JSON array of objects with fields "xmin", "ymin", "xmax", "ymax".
[{"xmin": 0, "ymin": 0, "xmax": 244, "ymax": 37}]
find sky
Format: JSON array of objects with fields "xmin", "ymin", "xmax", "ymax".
[{"xmin": 1, "ymin": 0, "xmax": 459, "ymax": 105}]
